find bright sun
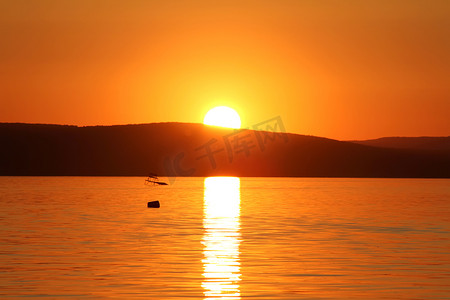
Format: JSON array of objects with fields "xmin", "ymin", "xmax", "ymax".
[{"xmin": 203, "ymin": 106, "xmax": 241, "ymax": 129}]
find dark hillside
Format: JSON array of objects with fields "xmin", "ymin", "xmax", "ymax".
[
  {"xmin": 1, "ymin": 123, "xmax": 449, "ymax": 177},
  {"xmin": 350, "ymin": 136, "xmax": 450, "ymax": 152}
]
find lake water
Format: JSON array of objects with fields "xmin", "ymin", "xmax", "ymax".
[{"xmin": 0, "ymin": 177, "xmax": 449, "ymax": 299}]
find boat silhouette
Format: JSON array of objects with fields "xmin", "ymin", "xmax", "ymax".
[{"xmin": 145, "ymin": 173, "xmax": 168, "ymax": 186}]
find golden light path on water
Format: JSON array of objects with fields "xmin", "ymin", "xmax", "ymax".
[{"xmin": 202, "ymin": 177, "xmax": 241, "ymax": 299}]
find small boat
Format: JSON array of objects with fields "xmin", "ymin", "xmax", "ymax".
[{"xmin": 145, "ymin": 173, "xmax": 168, "ymax": 186}]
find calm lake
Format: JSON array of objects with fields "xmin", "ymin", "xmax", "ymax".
[{"xmin": 0, "ymin": 177, "xmax": 449, "ymax": 299}]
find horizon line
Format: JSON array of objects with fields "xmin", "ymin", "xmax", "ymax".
[{"xmin": 0, "ymin": 121, "xmax": 449, "ymax": 141}]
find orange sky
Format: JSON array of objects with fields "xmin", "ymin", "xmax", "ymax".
[{"xmin": 1, "ymin": 1, "xmax": 449, "ymax": 140}]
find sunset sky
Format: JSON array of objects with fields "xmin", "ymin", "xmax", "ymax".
[{"xmin": 1, "ymin": 0, "xmax": 449, "ymax": 140}]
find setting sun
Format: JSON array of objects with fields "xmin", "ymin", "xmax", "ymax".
[{"xmin": 203, "ymin": 106, "xmax": 241, "ymax": 129}]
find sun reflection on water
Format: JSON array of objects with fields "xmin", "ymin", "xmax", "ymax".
[{"xmin": 202, "ymin": 177, "xmax": 241, "ymax": 299}]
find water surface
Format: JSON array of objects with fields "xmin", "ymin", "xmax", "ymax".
[{"xmin": 0, "ymin": 177, "xmax": 449, "ymax": 299}]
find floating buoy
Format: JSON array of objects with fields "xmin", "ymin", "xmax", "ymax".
[{"xmin": 147, "ymin": 201, "xmax": 160, "ymax": 208}]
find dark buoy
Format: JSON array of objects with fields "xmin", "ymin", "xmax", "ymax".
[{"xmin": 147, "ymin": 201, "xmax": 160, "ymax": 208}]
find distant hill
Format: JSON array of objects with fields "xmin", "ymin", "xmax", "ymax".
[
  {"xmin": 1, "ymin": 122, "xmax": 449, "ymax": 177},
  {"xmin": 349, "ymin": 136, "xmax": 450, "ymax": 152}
]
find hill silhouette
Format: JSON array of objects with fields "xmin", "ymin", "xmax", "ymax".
[
  {"xmin": 1, "ymin": 122, "xmax": 449, "ymax": 177},
  {"xmin": 349, "ymin": 136, "xmax": 450, "ymax": 152}
]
